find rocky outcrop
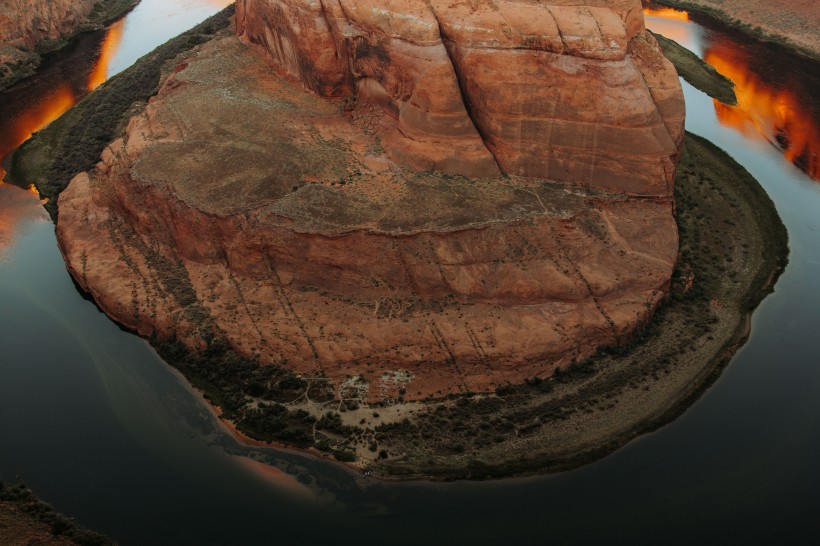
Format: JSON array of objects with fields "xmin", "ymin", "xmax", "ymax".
[
  {"xmin": 236, "ymin": 0, "xmax": 684, "ymax": 195},
  {"xmin": 0, "ymin": 0, "xmax": 90, "ymax": 88},
  {"xmin": 0, "ymin": 0, "xmax": 95, "ymax": 51},
  {"xmin": 0, "ymin": 483, "xmax": 114, "ymax": 546},
  {"xmin": 0, "ymin": 0, "xmax": 137, "ymax": 90},
  {"xmin": 57, "ymin": 2, "xmax": 682, "ymax": 402}
]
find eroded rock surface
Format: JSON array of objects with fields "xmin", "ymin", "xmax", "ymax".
[
  {"xmin": 0, "ymin": 0, "xmax": 96, "ymax": 88},
  {"xmin": 57, "ymin": 1, "xmax": 683, "ymax": 402},
  {"xmin": 1, "ymin": 0, "xmax": 87, "ymax": 87},
  {"xmin": 236, "ymin": 0, "xmax": 684, "ymax": 195},
  {"xmin": 0, "ymin": 0, "xmax": 97, "ymax": 50},
  {"xmin": 0, "ymin": 0, "xmax": 135, "ymax": 89}
]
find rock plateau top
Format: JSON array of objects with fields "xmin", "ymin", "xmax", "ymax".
[{"xmin": 57, "ymin": 0, "xmax": 684, "ymax": 402}]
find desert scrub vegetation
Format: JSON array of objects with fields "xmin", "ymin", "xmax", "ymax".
[
  {"xmin": 154, "ymin": 339, "xmax": 359, "ymax": 455},
  {"xmin": 365, "ymin": 133, "xmax": 787, "ymax": 479},
  {"xmin": 0, "ymin": 481, "xmax": 114, "ymax": 545},
  {"xmin": 99, "ymin": 134, "xmax": 787, "ymax": 479},
  {"xmin": 0, "ymin": 1, "xmax": 139, "ymax": 92},
  {"xmin": 10, "ymin": 1, "xmax": 787, "ymax": 476},
  {"xmin": 87, "ymin": 1, "xmax": 140, "ymax": 27},
  {"xmin": 10, "ymin": 5, "xmax": 236, "ymax": 218}
]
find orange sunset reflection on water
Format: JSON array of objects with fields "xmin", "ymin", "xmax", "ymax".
[
  {"xmin": 643, "ymin": 6, "xmax": 694, "ymax": 54},
  {"xmin": 0, "ymin": 84, "xmax": 75, "ymax": 183},
  {"xmin": 88, "ymin": 19, "xmax": 126, "ymax": 91},
  {"xmin": 1, "ymin": 22, "xmax": 125, "ymax": 255},
  {"xmin": 0, "ymin": 20, "xmax": 124, "ymax": 180},
  {"xmin": 644, "ymin": 5, "xmax": 820, "ymax": 181},
  {"xmin": 705, "ymin": 44, "xmax": 820, "ymax": 180},
  {"xmin": 0, "ymin": 22, "xmax": 123, "ymax": 182},
  {"xmin": 643, "ymin": 7, "xmax": 689, "ymax": 22},
  {"xmin": 0, "ymin": 181, "xmax": 47, "ymax": 260}
]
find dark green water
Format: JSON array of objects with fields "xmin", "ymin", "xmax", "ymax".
[{"xmin": 1, "ymin": 3, "xmax": 819, "ymax": 544}]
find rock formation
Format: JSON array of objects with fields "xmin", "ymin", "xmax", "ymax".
[
  {"xmin": 0, "ymin": 0, "xmax": 96, "ymax": 50},
  {"xmin": 0, "ymin": 0, "xmax": 136, "ymax": 90},
  {"xmin": 1, "ymin": 0, "xmax": 94, "ymax": 88},
  {"xmin": 57, "ymin": 0, "xmax": 684, "ymax": 402},
  {"xmin": 236, "ymin": 0, "xmax": 684, "ymax": 195}
]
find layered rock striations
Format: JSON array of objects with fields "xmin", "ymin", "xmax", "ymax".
[
  {"xmin": 236, "ymin": 0, "xmax": 684, "ymax": 195},
  {"xmin": 1, "ymin": 0, "xmax": 87, "ymax": 88},
  {"xmin": 57, "ymin": 1, "xmax": 684, "ymax": 402}
]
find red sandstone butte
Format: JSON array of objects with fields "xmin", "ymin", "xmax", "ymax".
[
  {"xmin": 236, "ymin": 0, "xmax": 684, "ymax": 195},
  {"xmin": 57, "ymin": 1, "xmax": 684, "ymax": 401}
]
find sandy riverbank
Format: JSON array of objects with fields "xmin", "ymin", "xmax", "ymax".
[{"xmin": 364, "ymin": 132, "xmax": 788, "ymax": 478}]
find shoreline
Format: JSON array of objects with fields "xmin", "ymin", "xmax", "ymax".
[
  {"xmin": 650, "ymin": 0, "xmax": 820, "ymax": 62},
  {"xmin": 362, "ymin": 133, "xmax": 787, "ymax": 480},
  {"xmin": 9, "ymin": 6, "xmax": 236, "ymax": 217},
  {"xmin": 9, "ymin": 6, "xmax": 789, "ymax": 480},
  {"xmin": 200, "ymin": 393, "xmax": 369, "ymax": 479},
  {"xmin": 0, "ymin": 0, "xmax": 141, "ymax": 92},
  {"xmin": 649, "ymin": 30, "xmax": 736, "ymax": 105},
  {"xmin": 164, "ymin": 132, "xmax": 788, "ymax": 481}
]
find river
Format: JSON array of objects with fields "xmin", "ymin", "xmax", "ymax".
[{"xmin": 1, "ymin": 2, "xmax": 818, "ymax": 544}]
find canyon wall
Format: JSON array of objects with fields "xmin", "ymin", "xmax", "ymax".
[
  {"xmin": 0, "ymin": 0, "xmax": 90, "ymax": 88},
  {"xmin": 0, "ymin": 0, "xmax": 135, "ymax": 89},
  {"xmin": 235, "ymin": 0, "xmax": 684, "ymax": 196},
  {"xmin": 0, "ymin": 0, "xmax": 97, "ymax": 51},
  {"xmin": 56, "ymin": 10, "xmax": 683, "ymax": 400}
]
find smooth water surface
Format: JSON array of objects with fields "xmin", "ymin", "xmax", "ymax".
[{"xmin": 1, "ymin": 2, "xmax": 819, "ymax": 544}]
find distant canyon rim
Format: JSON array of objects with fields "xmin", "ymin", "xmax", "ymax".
[
  {"xmin": 0, "ymin": 0, "xmax": 138, "ymax": 90},
  {"xmin": 652, "ymin": 0, "xmax": 820, "ymax": 60},
  {"xmin": 56, "ymin": 0, "xmax": 685, "ymax": 402}
]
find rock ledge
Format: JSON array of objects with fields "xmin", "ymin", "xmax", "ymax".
[{"xmin": 57, "ymin": 1, "xmax": 683, "ymax": 401}]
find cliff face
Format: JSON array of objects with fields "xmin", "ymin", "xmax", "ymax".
[
  {"xmin": 56, "ymin": 0, "xmax": 683, "ymax": 401},
  {"xmin": 653, "ymin": 0, "xmax": 820, "ymax": 61},
  {"xmin": 0, "ymin": 0, "xmax": 96, "ymax": 51},
  {"xmin": 236, "ymin": 0, "xmax": 684, "ymax": 195},
  {"xmin": 0, "ymin": 0, "xmax": 136, "ymax": 90}
]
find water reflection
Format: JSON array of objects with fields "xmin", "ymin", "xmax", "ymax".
[
  {"xmin": 0, "ymin": 0, "xmax": 236, "ymax": 182},
  {"xmin": 88, "ymin": 19, "xmax": 126, "ymax": 91},
  {"xmin": 0, "ymin": 23, "xmax": 123, "ymax": 183},
  {"xmin": 644, "ymin": 4, "xmax": 820, "ymax": 181},
  {"xmin": 0, "ymin": 20, "xmax": 124, "ymax": 300},
  {"xmin": 643, "ymin": 6, "xmax": 697, "ymax": 49},
  {"xmin": 1, "ymin": 2, "xmax": 819, "ymax": 544},
  {"xmin": 101, "ymin": 0, "xmax": 235, "ymax": 78},
  {"xmin": 0, "ymin": 85, "xmax": 75, "ymax": 180},
  {"xmin": 643, "ymin": 6, "xmax": 689, "ymax": 22},
  {"xmin": 705, "ymin": 41, "xmax": 820, "ymax": 180},
  {"xmin": 0, "ymin": 182, "xmax": 47, "ymax": 260}
]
